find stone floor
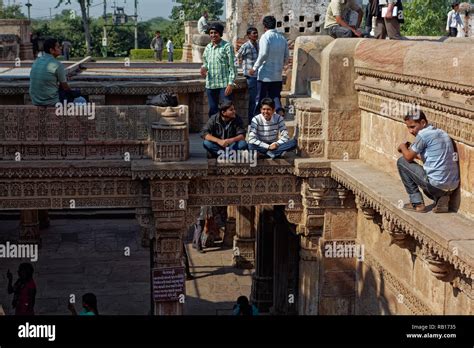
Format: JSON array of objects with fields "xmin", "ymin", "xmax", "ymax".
[
  {"xmin": 184, "ymin": 242, "xmax": 253, "ymax": 315},
  {"xmin": 0, "ymin": 217, "xmax": 252, "ymax": 315}
]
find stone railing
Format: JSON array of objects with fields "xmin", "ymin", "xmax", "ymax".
[{"xmin": 0, "ymin": 105, "xmax": 189, "ymax": 162}]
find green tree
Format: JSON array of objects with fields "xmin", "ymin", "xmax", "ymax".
[
  {"xmin": 55, "ymin": 0, "xmax": 93, "ymax": 55},
  {"xmin": 0, "ymin": 4, "xmax": 26, "ymax": 19},
  {"xmin": 401, "ymin": 0, "xmax": 450, "ymax": 36},
  {"xmin": 167, "ymin": 0, "xmax": 224, "ymax": 48}
]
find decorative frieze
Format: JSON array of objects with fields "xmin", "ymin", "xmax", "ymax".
[{"xmin": 332, "ymin": 167, "xmax": 473, "ymax": 281}]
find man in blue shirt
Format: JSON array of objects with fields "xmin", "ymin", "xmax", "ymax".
[
  {"xmin": 248, "ymin": 16, "xmax": 289, "ymax": 117},
  {"xmin": 29, "ymin": 38, "xmax": 72, "ymax": 106},
  {"xmin": 397, "ymin": 111, "xmax": 459, "ymax": 213}
]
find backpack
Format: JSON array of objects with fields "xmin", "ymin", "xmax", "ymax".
[{"xmin": 146, "ymin": 93, "xmax": 178, "ymax": 107}]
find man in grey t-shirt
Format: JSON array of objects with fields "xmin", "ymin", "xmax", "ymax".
[
  {"xmin": 150, "ymin": 31, "xmax": 164, "ymax": 61},
  {"xmin": 397, "ymin": 111, "xmax": 459, "ymax": 213}
]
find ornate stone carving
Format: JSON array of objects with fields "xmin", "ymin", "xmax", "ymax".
[
  {"xmin": 152, "ymin": 107, "xmax": 189, "ymax": 162},
  {"xmin": 363, "ymin": 252, "xmax": 431, "ymax": 315},
  {"xmin": 421, "ymin": 246, "xmax": 456, "ymax": 282},
  {"xmin": 332, "ymin": 168, "xmax": 473, "ymax": 281}
]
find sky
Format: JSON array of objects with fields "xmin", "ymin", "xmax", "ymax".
[{"xmin": 7, "ymin": 0, "xmax": 176, "ymax": 21}]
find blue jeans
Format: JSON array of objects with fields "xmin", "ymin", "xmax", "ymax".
[
  {"xmin": 206, "ymin": 88, "xmax": 233, "ymax": 117},
  {"xmin": 203, "ymin": 140, "xmax": 248, "ymax": 158},
  {"xmin": 254, "ymin": 81, "xmax": 283, "ymax": 116},
  {"xmin": 246, "ymin": 76, "xmax": 258, "ymax": 124},
  {"xmin": 248, "ymin": 138, "xmax": 297, "ymax": 159},
  {"xmin": 397, "ymin": 157, "xmax": 449, "ymax": 205}
]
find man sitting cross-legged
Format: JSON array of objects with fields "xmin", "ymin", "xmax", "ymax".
[
  {"xmin": 248, "ymin": 98, "xmax": 297, "ymax": 159},
  {"xmin": 397, "ymin": 111, "xmax": 459, "ymax": 213},
  {"xmin": 201, "ymin": 101, "xmax": 247, "ymax": 158}
]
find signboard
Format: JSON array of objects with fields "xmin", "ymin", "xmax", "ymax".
[{"xmin": 152, "ymin": 267, "xmax": 185, "ymax": 302}]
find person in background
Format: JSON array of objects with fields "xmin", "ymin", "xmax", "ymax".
[
  {"xmin": 324, "ymin": 0, "xmax": 363, "ymax": 38},
  {"xmin": 166, "ymin": 38, "xmax": 174, "ymax": 62},
  {"xmin": 248, "ymin": 16, "xmax": 288, "ymax": 117},
  {"xmin": 232, "ymin": 296, "xmax": 258, "ymax": 316},
  {"xmin": 236, "ymin": 27, "xmax": 259, "ymax": 124},
  {"xmin": 7, "ymin": 263, "xmax": 36, "ymax": 316},
  {"xmin": 68, "ymin": 293, "xmax": 99, "ymax": 315},
  {"xmin": 62, "ymin": 40, "xmax": 72, "ymax": 61},
  {"xmin": 372, "ymin": 0, "xmax": 404, "ymax": 40},
  {"xmin": 198, "ymin": 11, "xmax": 210, "ymax": 34},
  {"xmin": 150, "ymin": 31, "xmax": 164, "ymax": 61},
  {"xmin": 29, "ymin": 38, "xmax": 82, "ymax": 106},
  {"xmin": 446, "ymin": 2, "xmax": 464, "ymax": 37}
]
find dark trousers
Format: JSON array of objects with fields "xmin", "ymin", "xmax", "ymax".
[
  {"xmin": 253, "ymin": 81, "xmax": 283, "ymax": 116},
  {"xmin": 396, "ymin": 157, "xmax": 449, "ymax": 205},
  {"xmin": 246, "ymin": 76, "xmax": 258, "ymax": 124},
  {"xmin": 203, "ymin": 140, "xmax": 248, "ymax": 158},
  {"xmin": 206, "ymin": 88, "xmax": 233, "ymax": 118},
  {"xmin": 449, "ymin": 27, "xmax": 458, "ymax": 37},
  {"xmin": 182, "ymin": 244, "xmax": 192, "ymax": 276}
]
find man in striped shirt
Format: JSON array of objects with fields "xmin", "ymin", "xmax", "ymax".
[
  {"xmin": 248, "ymin": 98, "xmax": 297, "ymax": 159},
  {"xmin": 397, "ymin": 111, "xmax": 459, "ymax": 213},
  {"xmin": 201, "ymin": 23, "xmax": 237, "ymax": 118}
]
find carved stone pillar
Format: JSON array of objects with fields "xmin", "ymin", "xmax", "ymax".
[
  {"xmin": 298, "ymin": 233, "xmax": 320, "ymax": 315},
  {"xmin": 421, "ymin": 246, "xmax": 455, "ymax": 282},
  {"xmin": 19, "ymin": 210, "xmax": 40, "ymax": 244},
  {"xmin": 233, "ymin": 205, "xmax": 256, "ymax": 269},
  {"xmin": 152, "ymin": 107, "xmax": 189, "ymax": 162},
  {"xmin": 136, "ymin": 207, "xmax": 154, "ymax": 248},
  {"xmin": 272, "ymin": 206, "xmax": 299, "ymax": 315},
  {"xmin": 150, "ymin": 180, "xmax": 188, "ymax": 315},
  {"xmin": 251, "ymin": 206, "xmax": 274, "ymax": 312},
  {"xmin": 224, "ymin": 206, "xmax": 237, "ymax": 248}
]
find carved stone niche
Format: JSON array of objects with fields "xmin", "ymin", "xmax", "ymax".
[
  {"xmin": 381, "ymin": 216, "xmax": 414, "ymax": 251},
  {"xmin": 421, "ymin": 247, "xmax": 455, "ymax": 282},
  {"xmin": 152, "ymin": 107, "xmax": 189, "ymax": 162}
]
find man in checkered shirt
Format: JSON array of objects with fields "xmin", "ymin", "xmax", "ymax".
[
  {"xmin": 236, "ymin": 27, "xmax": 259, "ymax": 124},
  {"xmin": 200, "ymin": 23, "xmax": 237, "ymax": 118}
]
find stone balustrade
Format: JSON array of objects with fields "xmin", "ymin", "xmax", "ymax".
[{"xmin": 0, "ymin": 105, "xmax": 189, "ymax": 161}]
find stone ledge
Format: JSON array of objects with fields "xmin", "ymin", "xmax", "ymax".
[{"xmin": 331, "ymin": 160, "xmax": 473, "ymax": 279}]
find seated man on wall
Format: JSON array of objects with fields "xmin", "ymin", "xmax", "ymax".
[
  {"xmin": 29, "ymin": 38, "xmax": 84, "ymax": 106},
  {"xmin": 397, "ymin": 111, "xmax": 460, "ymax": 213},
  {"xmin": 324, "ymin": 0, "xmax": 363, "ymax": 38},
  {"xmin": 201, "ymin": 101, "xmax": 247, "ymax": 158},
  {"xmin": 248, "ymin": 98, "xmax": 297, "ymax": 159}
]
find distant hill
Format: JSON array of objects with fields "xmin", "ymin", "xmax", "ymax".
[{"xmin": 145, "ymin": 17, "xmax": 172, "ymax": 32}]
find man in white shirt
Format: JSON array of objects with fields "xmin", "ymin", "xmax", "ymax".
[
  {"xmin": 166, "ymin": 39, "xmax": 174, "ymax": 62},
  {"xmin": 198, "ymin": 12, "xmax": 209, "ymax": 34},
  {"xmin": 446, "ymin": 2, "xmax": 464, "ymax": 37}
]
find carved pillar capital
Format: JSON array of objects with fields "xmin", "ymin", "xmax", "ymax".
[
  {"xmin": 382, "ymin": 216, "xmax": 413, "ymax": 250},
  {"xmin": 355, "ymin": 195, "xmax": 376, "ymax": 220},
  {"xmin": 422, "ymin": 247, "xmax": 455, "ymax": 282}
]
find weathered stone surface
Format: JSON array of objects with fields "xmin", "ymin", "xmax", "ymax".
[
  {"xmin": 290, "ymin": 35, "xmax": 334, "ymax": 95},
  {"xmin": 323, "ymin": 208, "xmax": 357, "ymax": 239}
]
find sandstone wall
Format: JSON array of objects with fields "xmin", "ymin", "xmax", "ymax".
[{"xmin": 354, "ymin": 40, "xmax": 473, "ymax": 220}]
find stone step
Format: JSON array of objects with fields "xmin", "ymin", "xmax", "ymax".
[{"xmin": 310, "ymin": 79, "xmax": 321, "ymax": 100}]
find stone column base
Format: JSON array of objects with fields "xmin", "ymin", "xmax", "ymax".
[
  {"xmin": 251, "ymin": 274, "xmax": 273, "ymax": 312},
  {"xmin": 232, "ymin": 235, "xmax": 255, "ymax": 269}
]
